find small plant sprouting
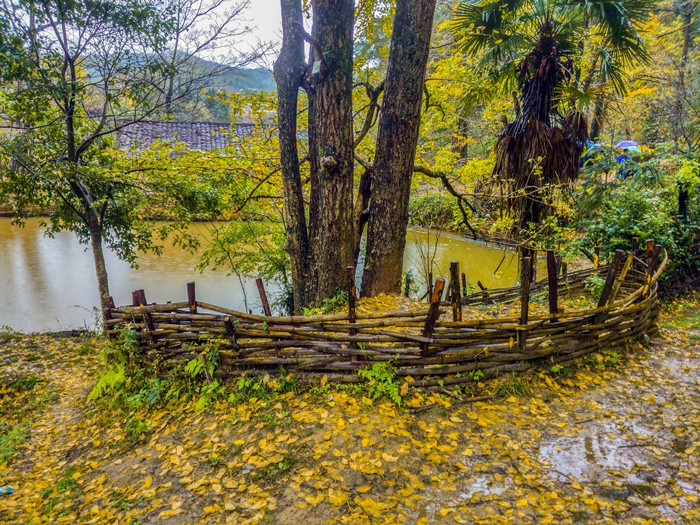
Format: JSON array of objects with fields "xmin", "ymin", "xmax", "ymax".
[
  {"xmin": 358, "ymin": 362, "xmax": 403, "ymax": 406},
  {"xmin": 469, "ymin": 369, "xmax": 484, "ymax": 382}
]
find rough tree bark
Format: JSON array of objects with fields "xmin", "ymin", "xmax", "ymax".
[
  {"xmin": 361, "ymin": 0, "xmax": 437, "ymax": 296},
  {"xmin": 305, "ymin": 0, "xmax": 355, "ymax": 303},
  {"xmin": 274, "ymin": 0, "xmax": 310, "ymax": 313}
]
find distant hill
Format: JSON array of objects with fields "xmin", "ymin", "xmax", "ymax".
[
  {"xmin": 195, "ymin": 59, "xmax": 276, "ymax": 92},
  {"xmin": 216, "ymin": 67, "xmax": 277, "ymax": 92}
]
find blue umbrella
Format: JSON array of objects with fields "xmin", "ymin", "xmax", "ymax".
[{"xmin": 615, "ymin": 140, "xmax": 639, "ymax": 149}]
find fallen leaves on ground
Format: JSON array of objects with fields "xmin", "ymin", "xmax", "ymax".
[{"xmin": 0, "ymin": 310, "xmax": 698, "ymax": 524}]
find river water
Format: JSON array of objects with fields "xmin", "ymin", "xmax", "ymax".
[{"xmin": 0, "ymin": 219, "xmax": 529, "ymax": 332}]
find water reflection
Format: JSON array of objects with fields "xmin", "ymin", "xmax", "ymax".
[{"xmin": 0, "ymin": 219, "xmax": 534, "ymax": 332}]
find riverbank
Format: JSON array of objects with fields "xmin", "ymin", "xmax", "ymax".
[
  {"xmin": 0, "ymin": 298, "xmax": 698, "ymax": 524},
  {"xmin": 0, "ymin": 217, "xmax": 531, "ymax": 333}
]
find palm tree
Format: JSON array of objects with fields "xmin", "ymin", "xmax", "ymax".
[{"xmin": 452, "ymin": 0, "xmax": 649, "ymax": 239}]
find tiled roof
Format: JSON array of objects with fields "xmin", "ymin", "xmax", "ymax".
[{"xmin": 116, "ymin": 120, "xmax": 256, "ymax": 152}]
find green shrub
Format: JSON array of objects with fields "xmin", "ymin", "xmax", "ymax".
[
  {"xmin": 408, "ymin": 193, "xmax": 457, "ymax": 230},
  {"xmin": 358, "ymin": 362, "xmax": 403, "ymax": 406}
]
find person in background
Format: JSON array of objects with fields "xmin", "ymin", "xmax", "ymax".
[{"xmin": 616, "ymin": 148, "xmax": 631, "ymax": 180}]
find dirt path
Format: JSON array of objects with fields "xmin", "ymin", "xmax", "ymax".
[{"xmin": 0, "ymin": 324, "xmax": 697, "ymax": 524}]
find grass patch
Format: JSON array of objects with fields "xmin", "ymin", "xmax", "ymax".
[
  {"xmin": 0, "ymin": 373, "xmax": 56, "ymax": 468},
  {"xmin": 41, "ymin": 466, "xmax": 81, "ymax": 516}
]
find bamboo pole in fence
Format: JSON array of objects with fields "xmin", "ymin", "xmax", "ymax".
[{"xmin": 421, "ymin": 278, "xmax": 445, "ymax": 353}]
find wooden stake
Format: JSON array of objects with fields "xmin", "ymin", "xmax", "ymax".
[
  {"xmin": 135, "ymin": 289, "xmax": 155, "ymax": 334},
  {"xmin": 421, "ymin": 278, "xmax": 445, "ymax": 352},
  {"xmin": 224, "ymin": 317, "xmax": 239, "ymax": 350},
  {"xmin": 597, "ymin": 249, "xmax": 625, "ymax": 308},
  {"xmin": 256, "ymin": 278, "xmax": 272, "ymax": 316},
  {"xmin": 518, "ymin": 257, "xmax": 532, "ymax": 350},
  {"xmin": 461, "ymin": 272, "xmax": 467, "ymax": 296},
  {"xmin": 546, "ymin": 250, "xmax": 558, "ymax": 319},
  {"xmin": 450, "ymin": 261, "xmax": 462, "ymax": 322},
  {"xmin": 105, "ymin": 296, "xmax": 116, "ymax": 321},
  {"xmin": 187, "ymin": 282, "xmax": 197, "ymax": 314},
  {"xmin": 645, "ymin": 245, "xmax": 662, "ymax": 296}
]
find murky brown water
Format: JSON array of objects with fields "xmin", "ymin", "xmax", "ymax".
[{"xmin": 0, "ymin": 219, "xmax": 534, "ymax": 332}]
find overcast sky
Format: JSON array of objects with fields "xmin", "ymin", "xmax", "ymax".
[{"xmin": 246, "ymin": 0, "xmax": 283, "ymax": 47}]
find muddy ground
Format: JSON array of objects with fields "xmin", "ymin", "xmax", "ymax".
[{"xmin": 0, "ymin": 304, "xmax": 698, "ymax": 524}]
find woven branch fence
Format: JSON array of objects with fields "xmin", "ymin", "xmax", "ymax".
[{"xmin": 105, "ymin": 242, "xmax": 667, "ymax": 387}]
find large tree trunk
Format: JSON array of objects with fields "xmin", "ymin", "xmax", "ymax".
[
  {"xmin": 274, "ymin": 0, "xmax": 310, "ymax": 313},
  {"xmin": 361, "ymin": 0, "xmax": 437, "ymax": 296},
  {"xmin": 306, "ymin": 0, "xmax": 355, "ymax": 303}
]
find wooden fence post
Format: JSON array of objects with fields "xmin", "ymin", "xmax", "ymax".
[
  {"xmin": 187, "ymin": 282, "xmax": 197, "ymax": 314},
  {"xmin": 132, "ymin": 290, "xmax": 140, "ymax": 307},
  {"xmin": 256, "ymin": 278, "xmax": 272, "ymax": 317},
  {"xmin": 224, "ymin": 317, "xmax": 239, "ymax": 351},
  {"xmin": 427, "ymin": 272, "xmax": 433, "ymax": 302},
  {"xmin": 346, "ymin": 266, "xmax": 357, "ymax": 348},
  {"xmin": 421, "ymin": 278, "xmax": 445, "ymax": 352},
  {"xmin": 597, "ymin": 249, "xmax": 625, "ymax": 308},
  {"xmin": 546, "ymin": 250, "xmax": 558, "ymax": 319},
  {"xmin": 461, "ymin": 272, "xmax": 467, "ymax": 296},
  {"xmin": 450, "ymin": 261, "xmax": 462, "ymax": 321},
  {"xmin": 105, "ymin": 296, "xmax": 115, "ymax": 322},
  {"xmin": 134, "ymin": 289, "xmax": 154, "ymax": 334},
  {"xmin": 519, "ymin": 257, "xmax": 532, "ymax": 350},
  {"xmin": 645, "ymin": 240, "xmax": 654, "ymax": 268},
  {"xmin": 645, "ymin": 245, "xmax": 662, "ymax": 296}
]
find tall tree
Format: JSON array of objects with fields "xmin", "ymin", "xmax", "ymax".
[
  {"xmin": 275, "ymin": 0, "xmax": 438, "ymax": 310},
  {"xmin": 452, "ymin": 0, "xmax": 650, "ymax": 238},
  {"xmin": 361, "ymin": 0, "xmax": 437, "ymax": 296},
  {"xmin": 305, "ymin": 0, "xmax": 356, "ymax": 302},
  {"xmin": 273, "ymin": 0, "xmax": 354, "ymax": 309},
  {"xmin": 0, "ymin": 0, "xmax": 216, "ymax": 322},
  {"xmin": 273, "ymin": 0, "xmax": 310, "ymax": 310}
]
